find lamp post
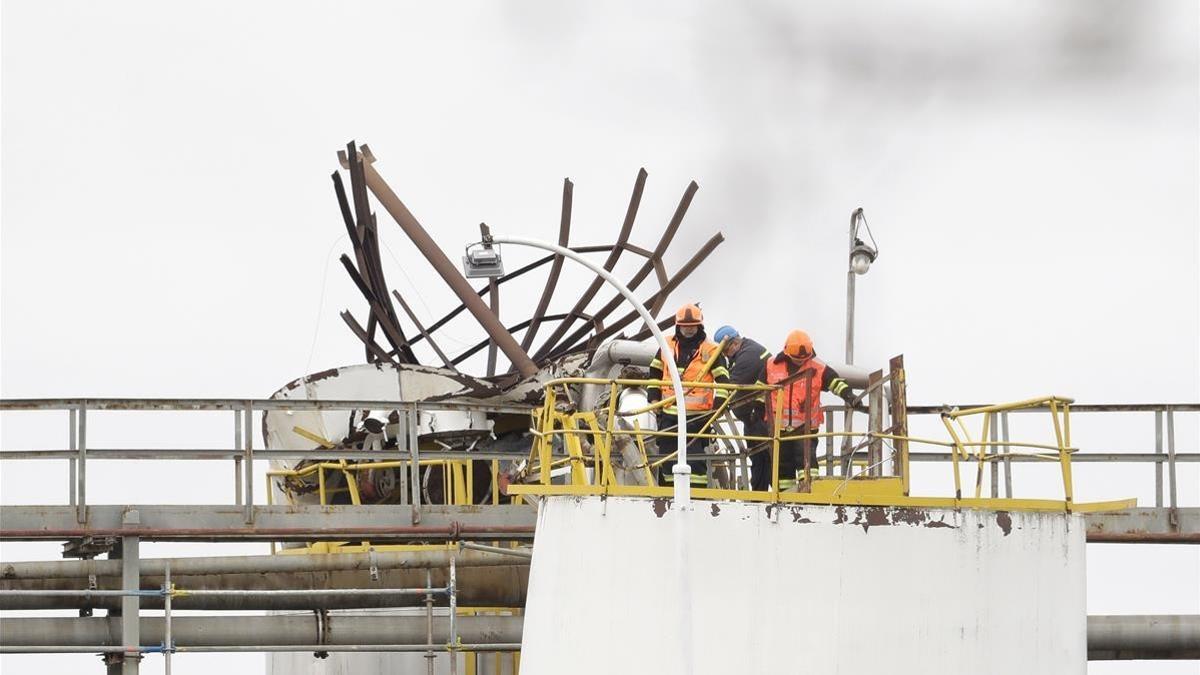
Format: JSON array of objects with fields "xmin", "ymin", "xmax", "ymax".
[
  {"xmin": 844, "ymin": 207, "xmax": 878, "ymax": 365},
  {"xmin": 463, "ymin": 228, "xmax": 694, "ymax": 507}
]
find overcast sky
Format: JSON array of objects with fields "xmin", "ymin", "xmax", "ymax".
[{"xmin": 2, "ymin": 2, "xmax": 1197, "ymax": 673}]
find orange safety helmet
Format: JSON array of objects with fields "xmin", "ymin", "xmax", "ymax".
[
  {"xmin": 674, "ymin": 303, "xmax": 704, "ymax": 327},
  {"xmin": 783, "ymin": 329, "xmax": 816, "ymax": 361}
]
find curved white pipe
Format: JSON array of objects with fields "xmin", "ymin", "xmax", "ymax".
[{"xmin": 493, "ymin": 236, "xmax": 692, "ymax": 505}]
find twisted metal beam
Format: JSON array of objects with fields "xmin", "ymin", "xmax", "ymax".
[
  {"xmin": 531, "ymin": 168, "xmax": 645, "ymax": 362},
  {"xmin": 519, "ymin": 179, "xmax": 573, "ymax": 353}
]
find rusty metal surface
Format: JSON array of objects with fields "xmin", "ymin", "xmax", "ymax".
[
  {"xmin": 519, "ymin": 178, "xmax": 573, "ymax": 354},
  {"xmin": 532, "ymin": 169, "xmax": 646, "ymax": 361},
  {"xmin": 346, "ymin": 144, "xmax": 540, "ymax": 377},
  {"xmin": 0, "ymin": 505, "xmax": 537, "ymax": 542},
  {"xmin": 319, "ymin": 144, "xmax": 724, "ymax": 381},
  {"xmin": 1085, "ymin": 507, "xmax": 1199, "ymax": 543}
]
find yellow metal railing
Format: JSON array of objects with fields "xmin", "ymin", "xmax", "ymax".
[{"xmin": 510, "ymin": 378, "xmax": 1134, "ymax": 514}]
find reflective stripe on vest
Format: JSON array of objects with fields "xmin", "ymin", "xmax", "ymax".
[
  {"xmin": 764, "ymin": 357, "xmax": 826, "ymax": 428},
  {"xmin": 658, "ymin": 337, "xmax": 719, "ymax": 411}
]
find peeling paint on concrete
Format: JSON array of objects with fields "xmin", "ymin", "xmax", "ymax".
[
  {"xmin": 651, "ymin": 498, "xmax": 671, "ymax": 518},
  {"xmin": 996, "ymin": 511, "xmax": 1013, "ymax": 536},
  {"xmin": 710, "ymin": 504, "xmax": 720, "ymax": 517}
]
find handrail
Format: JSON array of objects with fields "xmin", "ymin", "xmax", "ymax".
[
  {"xmin": 519, "ymin": 377, "xmax": 1148, "ymax": 513},
  {"xmin": 1, "ymin": 394, "xmax": 1191, "ymax": 515}
]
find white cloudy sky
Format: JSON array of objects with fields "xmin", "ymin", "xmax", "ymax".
[{"xmin": 2, "ymin": 2, "xmax": 1197, "ymax": 673}]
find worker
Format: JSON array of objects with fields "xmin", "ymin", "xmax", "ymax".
[
  {"xmin": 647, "ymin": 303, "xmax": 731, "ymax": 485},
  {"xmin": 712, "ymin": 325, "xmax": 773, "ymax": 491},
  {"xmin": 764, "ymin": 330, "xmax": 858, "ymax": 487}
]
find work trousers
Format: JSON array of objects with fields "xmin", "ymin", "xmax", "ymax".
[
  {"xmin": 777, "ymin": 432, "xmax": 820, "ymax": 483},
  {"xmin": 734, "ymin": 404, "xmax": 772, "ymax": 491},
  {"xmin": 655, "ymin": 413, "xmax": 711, "ymax": 485}
]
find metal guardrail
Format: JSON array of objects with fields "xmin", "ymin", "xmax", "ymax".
[
  {"xmin": 0, "ymin": 398, "xmax": 534, "ymax": 527},
  {"xmin": 0, "ymin": 397, "xmax": 1194, "ymax": 518}
]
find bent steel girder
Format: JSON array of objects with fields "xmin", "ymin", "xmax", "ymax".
[
  {"xmin": 540, "ymin": 181, "xmax": 703, "ymax": 362},
  {"xmin": 450, "ymin": 313, "xmax": 602, "ymax": 366},
  {"xmin": 330, "ymin": 143, "xmax": 721, "ymax": 378},
  {"xmin": 333, "ymin": 144, "xmax": 418, "ymax": 364},
  {"xmin": 408, "ymin": 244, "xmax": 617, "ymax": 351},
  {"xmin": 520, "ymin": 179, "xmax": 573, "ymax": 353},
  {"xmin": 531, "ymin": 168, "xmax": 646, "ymax": 362}
]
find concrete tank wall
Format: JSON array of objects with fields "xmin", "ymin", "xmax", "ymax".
[{"xmin": 521, "ymin": 496, "xmax": 1086, "ymax": 675}]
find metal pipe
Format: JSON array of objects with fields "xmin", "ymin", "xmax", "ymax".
[
  {"xmin": 1087, "ymin": 614, "xmax": 1200, "ymax": 660},
  {"xmin": 2, "ymin": 612, "xmax": 1195, "ymax": 660},
  {"xmin": 0, "ymin": 644, "xmax": 522, "ymax": 654},
  {"xmin": 0, "ymin": 614, "xmax": 523, "ymax": 647},
  {"xmin": 0, "ymin": 564, "xmax": 529, "ymax": 611},
  {"xmin": 0, "ymin": 548, "xmax": 520, "ymax": 580},
  {"xmin": 459, "ymin": 542, "xmax": 533, "ymax": 560},
  {"xmin": 492, "ymin": 235, "xmax": 690, "ymax": 503},
  {"xmin": 353, "ymin": 149, "xmax": 538, "ymax": 377}
]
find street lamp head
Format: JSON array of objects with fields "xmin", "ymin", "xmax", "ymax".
[
  {"xmin": 849, "ymin": 238, "xmax": 877, "ymax": 275},
  {"xmin": 462, "ymin": 223, "xmax": 505, "ymax": 278},
  {"xmin": 463, "ymin": 241, "xmax": 504, "ymax": 278}
]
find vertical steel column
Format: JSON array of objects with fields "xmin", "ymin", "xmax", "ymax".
[
  {"xmin": 989, "ymin": 414, "xmax": 999, "ymax": 498},
  {"xmin": 243, "ymin": 402, "xmax": 253, "ymax": 524},
  {"xmin": 449, "ymin": 556, "xmax": 458, "ymax": 673},
  {"xmin": 234, "ymin": 408, "xmax": 243, "ymax": 506},
  {"xmin": 68, "ymin": 408, "xmax": 77, "ymax": 507},
  {"xmin": 845, "ymin": 272, "xmax": 856, "ymax": 365},
  {"xmin": 409, "ymin": 404, "xmax": 422, "ymax": 525},
  {"xmin": 1001, "ymin": 412, "xmax": 1012, "ymax": 498},
  {"xmin": 1166, "ymin": 407, "xmax": 1178, "ymax": 526},
  {"xmin": 424, "ymin": 569, "xmax": 434, "ymax": 675},
  {"xmin": 888, "ymin": 356, "xmax": 909, "ymax": 495},
  {"xmin": 867, "ymin": 370, "xmax": 883, "ymax": 476},
  {"xmin": 120, "ymin": 510, "xmax": 141, "ymax": 675},
  {"xmin": 76, "ymin": 404, "xmax": 87, "ymax": 524},
  {"xmin": 824, "ymin": 410, "xmax": 834, "ymax": 477},
  {"xmin": 163, "ymin": 563, "xmax": 173, "ymax": 675},
  {"xmin": 1155, "ymin": 409, "xmax": 1164, "ymax": 508}
]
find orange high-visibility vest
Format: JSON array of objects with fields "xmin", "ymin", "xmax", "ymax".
[
  {"xmin": 658, "ymin": 337, "xmax": 720, "ymax": 412},
  {"xmin": 765, "ymin": 356, "xmax": 826, "ymax": 428}
]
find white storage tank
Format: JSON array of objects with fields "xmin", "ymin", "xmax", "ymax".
[{"xmin": 520, "ymin": 496, "xmax": 1086, "ymax": 675}]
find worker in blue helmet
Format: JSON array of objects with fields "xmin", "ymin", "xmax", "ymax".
[{"xmin": 713, "ymin": 325, "xmax": 774, "ymax": 491}]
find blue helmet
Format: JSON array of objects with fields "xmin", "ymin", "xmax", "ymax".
[{"xmin": 713, "ymin": 325, "xmax": 739, "ymax": 344}]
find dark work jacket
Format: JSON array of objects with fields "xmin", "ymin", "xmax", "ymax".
[{"xmin": 726, "ymin": 337, "xmax": 770, "ymax": 418}]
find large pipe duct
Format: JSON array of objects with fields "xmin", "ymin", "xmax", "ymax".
[
  {"xmin": 2, "ymin": 614, "xmax": 1194, "ymax": 659},
  {"xmin": 0, "ymin": 548, "xmax": 519, "ymax": 580},
  {"xmin": 0, "ymin": 614, "xmax": 522, "ymax": 647},
  {"xmin": 0, "ymin": 564, "xmax": 529, "ymax": 611},
  {"xmin": 1087, "ymin": 614, "xmax": 1200, "ymax": 660}
]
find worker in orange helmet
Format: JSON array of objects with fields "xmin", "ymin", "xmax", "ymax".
[
  {"xmin": 647, "ymin": 303, "xmax": 731, "ymax": 485},
  {"xmin": 763, "ymin": 330, "xmax": 859, "ymax": 487}
]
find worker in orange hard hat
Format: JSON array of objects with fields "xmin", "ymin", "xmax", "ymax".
[
  {"xmin": 763, "ymin": 330, "xmax": 859, "ymax": 487},
  {"xmin": 647, "ymin": 303, "xmax": 731, "ymax": 485}
]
